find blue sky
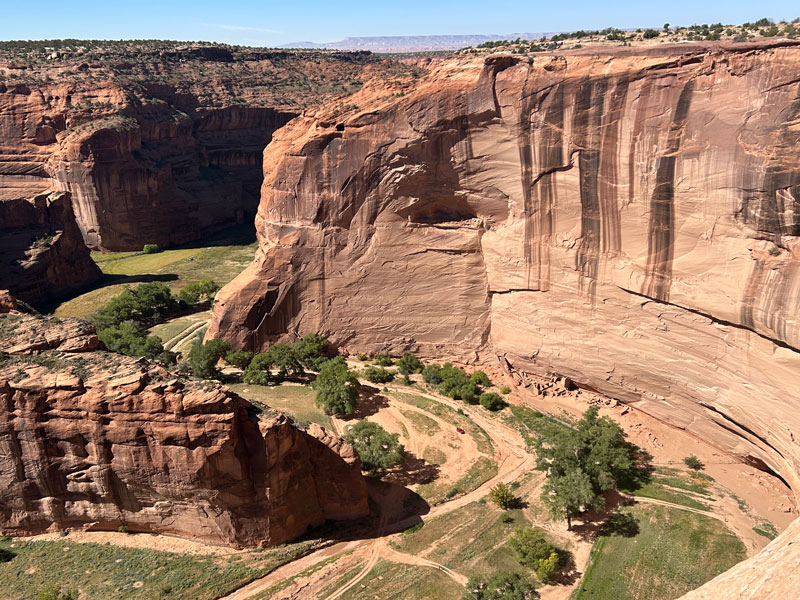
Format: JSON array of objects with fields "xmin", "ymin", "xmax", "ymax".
[{"xmin": 1, "ymin": 1, "xmax": 798, "ymax": 45}]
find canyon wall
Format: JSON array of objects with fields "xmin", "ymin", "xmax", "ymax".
[
  {"xmin": 208, "ymin": 41, "xmax": 800, "ymax": 592},
  {"xmin": 0, "ymin": 190, "xmax": 101, "ymax": 307},
  {"xmin": 0, "ymin": 314, "xmax": 369, "ymax": 547},
  {"xmin": 0, "ymin": 45, "xmax": 387, "ymax": 250}
]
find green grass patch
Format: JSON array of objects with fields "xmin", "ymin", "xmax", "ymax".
[
  {"xmin": 0, "ymin": 537, "xmax": 312, "ymax": 600},
  {"xmin": 622, "ymin": 482, "xmax": 711, "ymax": 511},
  {"xmin": 393, "ymin": 500, "xmax": 530, "ymax": 581},
  {"xmin": 752, "ymin": 521, "xmax": 779, "ymax": 541},
  {"xmin": 423, "ymin": 447, "xmax": 447, "ymax": 466},
  {"xmin": 504, "ymin": 405, "xmax": 571, "ymax": 447},
  {"xmin": 53, "ymin": 226, "xmax": 257, "ymax": 319},
  {"xmin": 229, "ymin": 383, "xmax": 332, "ymax": 429},
  {"xmin": 336, "ymin": 560, "xmax": 463, "ymax": 600},
  {"xmin": 400, "ymin": 410, "xmax": 440, "ymax": 436},
  {"xmin": 417, "ymin": 456, "xmax": 498, "ymax": 504},
  {"xmin": 390, "ymin": 391, "xmax": 493, "ymax": 455},
  {"xmin": 576, "ymin": 504, "xmax": 746, "ymax": 600}
]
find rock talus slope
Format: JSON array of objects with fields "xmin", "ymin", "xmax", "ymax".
[
  {"xmin": 209, "ymin": 42, "xmax": 800, "ymax": 592},
  {"xmin": 0, "ymin": 315, "xmax": 369, "ymax": 547}
]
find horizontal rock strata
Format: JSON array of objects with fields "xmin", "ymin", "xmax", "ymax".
[
  {"xmin": 208, "ymin": 41, "xmax": 800, "ymax": 592},
  {"xmin": 0, "ymin": 315, "xmax": 369, "ymax": 546}
]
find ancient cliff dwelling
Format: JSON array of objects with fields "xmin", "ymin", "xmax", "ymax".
[{"xmin": 1, "ymin": 4, "xmax": 800, "ymax": 599}]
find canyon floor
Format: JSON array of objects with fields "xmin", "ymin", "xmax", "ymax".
[{"xmin": 6, "ymin": 226, "xmax": 790, "ymax": 600}]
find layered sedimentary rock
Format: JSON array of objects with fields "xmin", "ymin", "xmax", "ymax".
[
  {"xmin": 0, "ymin": 314, "xmax": 369, "ymax": 547},
  {"xmin": 0, "ymin": 44, "xmax": 394, "ymax": 250},
  {"xmin": 209, "ymin": 40, "xmax": 800, "ymax": 590},
  {"xmin": 0, "ymin": 190, "xmax": 101, "ymax": 307}
]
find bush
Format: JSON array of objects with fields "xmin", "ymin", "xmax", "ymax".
[
  {"xmin": 470, "ymin": 370, "xmax": 491, "ymax": 387},
  {"xmin": 463, "ymin": 573, "xmax": 539, "ymax": 600},
  {"xmin": 356, "ymin": 353, "xmax": 369, "ymax": 361},
  {"xmin": 188, "ymin": 339, "xmax": 230, "ymax": 380},
  {"xmin": 643, "ymin": 28, "xmax": 660, "ymax": 39},
  {"xmin": 374, "ymin": 354, "xmax": 394, "ymax": 366},
  {"xmin": 312, "ymin": 356, "xmax": 360, "ymax": 416},
  {"xmin": 243, "ymin": 352, "xmax": 274, "ymax": 385},
  {"xmin": 362, "ymin": 366, "xmax": 395, "ymax": 383},
  {"xmin": 488, "ymin": 482, "xmax": 517, "ymax": 509},
  {"xmin": 117, "ymin": 524, "xmax": 130, "ymax": 534},
  {"xmin": 396, "ymin": 353, "xmax": 423, "ymax": 375},
  {"xmin": 421, "ymin": 363, "xmax": 443, "ymax": 384},
  {"xmin": 92, "ymin": 282, "xmax": 180, "ymax": 329},
  {"xmin": 178, "ymin": 279, "xmax": 219, "ymax": 304},
  {"xmin": 499, "ymin": 513, "xmax": 513, "ymax": 524},
  {"xmin": 267, "ymin": 343, "xmax": 305, "ymax": 379},
  {"xmin": 509, "ymin": 527, "xmax": 561, "ymax": 582},
  {"xmin": 344, "ymin": 420, "xmax": 405, "ymax": 474},
  {"xmin": 479, "ymin": 392, "xmax": 506, "ymax": 411},
  {"xmin": 684, "ymin": 455, "xmax": 705, "ymax": 471},
  {"xmin": 293, "ymin": 333, "xmax": 330, "ymax": 370},
  {"xmin": 142, "ymin": 243, "xmax": 160, "ymax": 254},
  {"xmin": 225, "ymin": 350, "xmax": 254, "ymax": 370},
  {"xmin": 500, "ymin": 385, "xmax": 511, "ymax": 394},
  {"xmin": 36, "ymin": 586, "xmax": 77, "ymax": 600},
  {"xmin": 98, "ymin": 321, "xmax": 165, "ymax": 359},
  {"xmin": 439, "ymin": 363, "xmax": 481, "ymax": 402}
]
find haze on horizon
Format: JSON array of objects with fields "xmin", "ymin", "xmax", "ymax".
[{"xmin": 1, "ymin": 0, "xmax": 798, "ymax": 47}]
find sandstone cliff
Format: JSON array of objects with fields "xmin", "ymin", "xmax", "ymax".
[
  {"xmin": 0, "ymin": 190, "xmax": 101, "ymax": 307},
  {"xmin": 208, "ymin": 41, "xmax": 800, "ymax": 591},
  {"xmin": 0, "ymin": 314, "xmax": 369, "ymax": 547},
  {"xmin": 0, "ymin": 43, "xmax": 413, "ymax": 250}
]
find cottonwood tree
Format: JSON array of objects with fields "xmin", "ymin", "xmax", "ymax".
[
  {"xmin": 312, "ymin": 356, "xmax": 360, "ymax": 416},
  {"xmin": 536, "ymin": 407, "xmax": 635, "ymax": 529},
  {"xmin": 344, "ymin": 420, "xmax": 405, "ymax": 474}
]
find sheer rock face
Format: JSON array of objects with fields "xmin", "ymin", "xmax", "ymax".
[
  {"xmin": 209, "ymin": 41, "xmax": 800, "ymax": 590},
  {"xmin": 0, "ymin": 191, "xmax": 101, "ymax": 307},
  {"xmin": 0, "ymin": 315, "xmax": 369, "ymax": 547}
]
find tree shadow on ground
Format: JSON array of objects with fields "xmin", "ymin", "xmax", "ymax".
[
  {"xmin": 0, "ymin": 547, "xmax": 16, "ymax": 563},
  {"xmin": 598, "ymin": 512, "xmax": 640, "ymax": 537},
  {"xmin": 553, "ymin": 548, "xmax": 581, "ymax": 586},
  {"xmin": 347, "ymin": 385, "xmax": 390, "ymax": 419},
  {"xmin": 383, "ymin": 452, "xmax": 440, "ymax": 487},
  {"xmin": 570, "ymin": 489, "xmax": 633, "ymax": 542}
]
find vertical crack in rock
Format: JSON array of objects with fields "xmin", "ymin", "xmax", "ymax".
[{"xmin": 642, "ymin": 78, "xmax": 695, "ymax": 302}]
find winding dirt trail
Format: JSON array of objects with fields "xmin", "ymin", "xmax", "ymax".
[{"xmin": 219, "ymin": 386, "xmax": 532, "ymax": 600}]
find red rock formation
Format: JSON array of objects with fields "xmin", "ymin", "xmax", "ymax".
[
  {"xmin": 0, "ymin": 315, "xmax": 369, "ymax": 547},
  {"xmin": 209, "ymin": 41, "xmax": 800, "ymax": 590},
  {"xmin": 0, "ymin": 45, "xmax": 401, "ymax": 250},
  {"xmin": 0, "ymin": 191, "xmax": 101, "ymax": 308}
]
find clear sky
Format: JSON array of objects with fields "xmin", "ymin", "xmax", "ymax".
[{"xmin": 1, "ymin": 0, "xmax": 798, "ymax": 46}]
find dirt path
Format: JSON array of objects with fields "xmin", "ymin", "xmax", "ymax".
[{"xmin": 220, "ymin": 386, "xmax": 532, "ymax": 600}]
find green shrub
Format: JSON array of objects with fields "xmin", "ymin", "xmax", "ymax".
[
  {"xmin": 509, "ymin": 526, "xmax": 561, "ymax": 582},
  {"xmin": 312, "ymin": 356, "xmax": 360, "ymax": 416},
  {"xmin": 293, "ymin": 333, "xmax": 330, "ymax": 370},
  {"xmin": 344, "ymin": 420, "xmax": 405, "ymax": 474},
  {"xmin": 362, "ymin": 366, "xmax": 395, "ymax": 383},
  {"xmin": 396, "ymin": 353, "xmax": 423, "ymax": 375},
  {"xmin": 356, "ymin": 353, "xmax": 369, "ymax": 361},
  {"xmin": 470, "ymin": 370, "xmax": 491, "ymax": 387},
  {"xmin": 374, "ymin": 354, "xmax": 394, "ymax": 366},
  {"xmin": 188, "ymin": 339, "xmax": 230, "ymax": 380},
  {"xmin": 500, "ymin": 385, "xmax": 512, "ymax": 394},
  {"xmin": 178, "ymin": 279, "xmax": 219, "ymax": 304},
  {"xmin": 142, "ymin": 243, "xmax": 160, "ymax": 254},
  {"xmin": 683, "ymin": 455, "xmax": 705, "ymax": 471},
  {"xmin": 225, "ymin": 350, "xmax": 254, "ymax": 370},
  {"xmin": 421, "ymin": 363, "xmax": 443, "ymax": 384},
  {"xmin": 92, "ymin": 282, "xmax": 180, "ymax": 329},
  {"xmin": 243, "ymin": 352, "xmax": 274, "ymax": 385},
  {"xmin": 98, "ymin": 321, "xmax": 165, "ymax": 359},
  {"xmin": 643, "ymin": 28, "xmax": 660, "ymax": 39},
  {"xmin": 36, "ymin": 586, "xmax": 77, "ymax": 600},
  {"xmin": 479, "ymin": 392, "xmax": 506, "ymax": 411},
  {"xmin": 117, "ymin": 524, "xmax": 130, "ymax": 534},
  {"xmin": 488, "ymin": 482, "xmax": 517, "ymax": 509}
]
